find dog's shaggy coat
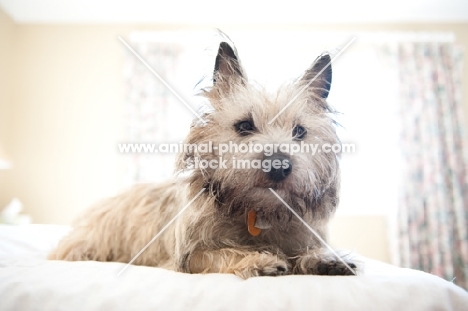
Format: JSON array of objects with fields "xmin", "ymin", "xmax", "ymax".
[{"xmin": 49, "ymin": 38, "xmax": 356, "ymax": 278}]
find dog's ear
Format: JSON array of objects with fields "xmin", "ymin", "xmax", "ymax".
[
  {"xmin": 214, "ymin": 42, "xmax": 246, "ymax": 84},
  {"xmin": 300, "ymin": 54, "xmax": 332, "ymax": 99}
]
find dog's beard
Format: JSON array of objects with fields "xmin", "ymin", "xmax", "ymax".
[
  {"xmin": 183, "ymin": 151, "xmax": 339, "ymax": 229},
  {"xmin": 203, "ymin": 177, "xmax": 328, "ymax": 229}
]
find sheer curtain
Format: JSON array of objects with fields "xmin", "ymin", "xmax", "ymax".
[
  {"xmin": 122, "ymin": 37, "xmax": 194, "ymax": 183},
  {"xmin": 394, "ymin": 40, "xmax": 468, "ymax": 289}
]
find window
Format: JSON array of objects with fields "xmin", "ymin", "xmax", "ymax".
[{"xmin": 125, "ymin": 31, "xmax": 401, "ymax": 216}]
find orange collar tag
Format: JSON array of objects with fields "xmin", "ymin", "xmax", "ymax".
[{"xmin": 247, "ymin": 211, "xmax": 261, "ymax": 236}]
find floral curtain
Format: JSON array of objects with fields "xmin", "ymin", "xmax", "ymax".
[
  {"xmin": 396, "ymin": 41, "xmax": 468, "ymax": 289},
  {"xmin": 123, "ymin": 41, "xmax": 183, "ymax": 183}
]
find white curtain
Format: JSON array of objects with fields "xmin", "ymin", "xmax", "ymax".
[{"xmin": 122, "ymin": 39, "xmax": 193, "ymax": 183}]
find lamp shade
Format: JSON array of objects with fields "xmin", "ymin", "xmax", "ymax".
[{"xmin": 0, "ymin": 143, "xmax": 12, "ymax": 170}]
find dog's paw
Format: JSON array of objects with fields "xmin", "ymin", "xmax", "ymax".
[
  {"xmin": 314, "ymin": 260, "xmax": 357, "ymax": 276},
  {"xmin": 234, "ymin": 253, "xmax": 290, "ymax": 278},
  {"xmin": 293, "ymin": 252, "xmax": 357, "ymax": 276},
  {"xmin": 257, "ymin": 259, "xmax": 289, "ymax": 276}
]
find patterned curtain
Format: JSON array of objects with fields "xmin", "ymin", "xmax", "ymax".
[
  {"xmin": 123, "ymin": 41, "xmax": 184, "ymax": 183},
  {"xmin": 397, "ymin": 42, "xmax": 468, "ymax": 290}
]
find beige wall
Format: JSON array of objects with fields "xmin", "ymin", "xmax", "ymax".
[
  {"xmin": 0, "ymin": 8, "xmax": 467, "ymax": 262},
  {"xmin": 5, "ymin": 25, "xmax": 132, "ymax": 224},
  {"xmin": 0, "ymin": 9, "xmax": 15, "ymax": 207},
  {"xmin": 0, "ymin": 9, "xmax": 14, "ymax": 141},
  {"xmin": 328, "ymin": 215, "xmax": 391, "ymax": 263}
]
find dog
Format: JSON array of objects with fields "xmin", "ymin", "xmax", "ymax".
[{"xmin": 49, "ymin": 35, "xmax": 357, "ymax": 278}]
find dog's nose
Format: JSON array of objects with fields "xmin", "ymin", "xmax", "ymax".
[{"xmin": 265, "ymin": 153, "xmax": 292, "ymax": 182}]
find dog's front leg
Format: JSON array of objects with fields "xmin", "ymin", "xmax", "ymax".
[
  {"xmin": 293, "ymin": 248, "xmax": 357, "ymax": 276},
  {"xmin": 185, "ymin": 248, "xmax": 290, "ymax": 279}
]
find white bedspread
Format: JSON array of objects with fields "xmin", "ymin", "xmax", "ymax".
[{"xmin": 1, "ymin": 225, "xmax": 467, "ymax": 311}]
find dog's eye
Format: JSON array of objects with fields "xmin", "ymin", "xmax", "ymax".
[
  {"xmin": 235, "ymin": 120, "xmax": 255, "ymax": 136},
  {"xmin": 292, "ymin": 125, "xmax": 307, "ymax": 140}
]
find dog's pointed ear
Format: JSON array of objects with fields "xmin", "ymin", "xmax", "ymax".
[
  {"xmin": 213, "ymin": 42, "xmax": 246, "ymax": 84},
  {"xmin": 300, "ymin": 54, "xmax": 332, "ymax": 99}
]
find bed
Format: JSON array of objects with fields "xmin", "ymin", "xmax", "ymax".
[{"xmin": 1, "ymin": 224, "xmax": 467, "ymax": 310}]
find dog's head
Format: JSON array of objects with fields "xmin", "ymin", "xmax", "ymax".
[{"xmin": 177, "ymin": 38, "xmax": 340, "ymax": 227}]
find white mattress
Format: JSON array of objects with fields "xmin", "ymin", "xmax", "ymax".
[{"xmin": 1, "ymin": 224, "xmax": 467, "ymax": 311}]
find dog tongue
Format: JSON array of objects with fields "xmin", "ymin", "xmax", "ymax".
[{"xmin": 247, "ymin": 211, "xmax": 261, "ymax": 236}]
